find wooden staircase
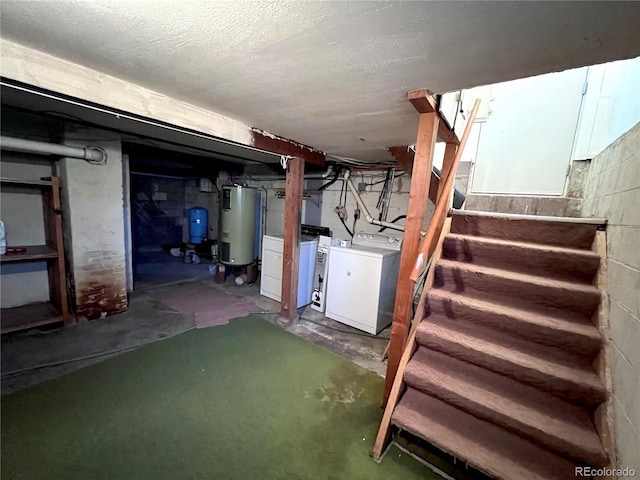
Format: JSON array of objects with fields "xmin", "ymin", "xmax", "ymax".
[{"xmin": 386, "ymin": 211, "xmax": 611, "ymax": 480}]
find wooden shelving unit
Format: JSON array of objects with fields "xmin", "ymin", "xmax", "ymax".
[{"xmin": 1, "ymin": 176, "xmax": 70, "ymax": 333}]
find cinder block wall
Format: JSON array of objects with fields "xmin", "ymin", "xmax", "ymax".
[
  {"xmin": 60, "ymin": 127, "xmax": 127, "ymax": 321},
  {"xmin": 581, "ymin": 122, "xmax": 640, "ymax": 474}
]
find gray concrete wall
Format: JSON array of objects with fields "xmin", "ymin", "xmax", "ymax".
[
  {"xmin": 0, "ymin": 154, "xmax": 54, "ymax": 308},
  {"xmin": 60, "ymin": 126, "xmax": 127, "ymax": 320},
  {"xmin": 463, "ymin": 158, "xmax": 589, "ymax": 217},
  {"xmin": 463, "ymin": 194, "xmax": 583, "ymax": 217},
  {"xmin": 581, "ymin": 122, "xmax": 640, "ymax": 475}
]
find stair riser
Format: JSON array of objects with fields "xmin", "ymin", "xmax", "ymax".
[
  {"xmin": 426, "ymin": 294, "xmax": 601, "ymax": 358},
  {"xmin": 450, "ymin": 215, "xmax": 598, "ymax": 250},
  {"xmin": 416, "ymin": 330, "xmax": 606, "ymax": 406},
  {"xmin": 442, "ymin": 237, "xmax": 599, "ymax": 283},
  {"xmin": 404, "ymin": 368, "xmax": 608, "ymax": 466},
  {"xmin": 434, "ymin": 265, "xmax": 600, "ymax": 318}
]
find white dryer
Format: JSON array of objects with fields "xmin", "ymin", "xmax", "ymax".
[{"xmin": 326, "ymin": 232, "xmax": 402, "ymax": 334}]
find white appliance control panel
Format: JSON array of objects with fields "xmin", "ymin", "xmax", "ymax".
[{"xmin": 351, "ymin": 232, "xmax": 402, "ymax": 251}]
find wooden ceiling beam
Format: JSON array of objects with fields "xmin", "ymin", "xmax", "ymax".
[
  {"xmin": 408, "ymin": 89, "xmax": 459, "ymax": 144},
  {"xmin": 251, "ymin": 128, "xmax": 326, "ymax": 166},
  {"xmin": 387, "ymin": 146, "xmax": 438, "ymax": 205}
]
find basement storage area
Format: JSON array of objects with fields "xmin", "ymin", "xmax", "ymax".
[{"xmin": 126, "ymin": 143, "xmax": 225, "ymax": 290}]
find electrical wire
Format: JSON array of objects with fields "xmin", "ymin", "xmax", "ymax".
[
  {"xmin": 1, "ymin": 325, "xmax": 197, "ymax": 377},
  {"xmin": 368, "ymin": 172, "xmax": 405, "ymax": 186},
  {"xmin": 339, "ymin": 214, "xmax": 354, "ymax": 238}
]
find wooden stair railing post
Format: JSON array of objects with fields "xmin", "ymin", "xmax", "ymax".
[
  {"xmin": 437, "ymin": 142, "xmax": 459, "ymax": 201},
  {"xmin": 409, "ymin": 99, "xmax": 480, "ymax": 283},
  {"xmin": 372, "ymin": 216, "xmax": 452, "ymax": 461},
  {"xmin": 382, "ymin": 111, "xmax": 439, "ymax": 405}
]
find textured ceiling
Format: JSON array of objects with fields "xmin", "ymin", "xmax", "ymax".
[{"xmin": 1, "ymin": 1, "xmax": 639, "ymax": 162}]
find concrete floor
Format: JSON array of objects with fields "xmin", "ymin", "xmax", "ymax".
[{"xmin": 2, "ymin": 254, "xmax": 389, "ymax": 394}]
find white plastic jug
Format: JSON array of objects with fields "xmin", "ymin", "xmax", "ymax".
[{"xmin": 0, "ymin": 220, "xmax": 6, "ymax": 255}]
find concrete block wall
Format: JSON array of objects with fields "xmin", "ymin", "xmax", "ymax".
[
  {"xmin": 60, "ymin": 127, "xmax": 127, "ymax": 321},
  {"xmin": 319, "ymin": 172, "xmax": 416, "ymax": 240},
  {"xmin": 0, "ymin": 154, "xmax": 54, "ymax": 308},
  {"xmin": 250, "ymin": 171, "xmax": 429, "ymax": 242},
  {"xmin": 581, "ymin": 121, "xmax": 640, "ymax": 475},
  {"xmin": 131, "ymin": 175, "xmax": 186, "ymax": 252},
  {"xmin": 249, "ymin": 179, "xmax": 307, "ymax": 236}
]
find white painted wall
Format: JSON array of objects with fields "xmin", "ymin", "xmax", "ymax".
[
  {"xmin": 467, "ymin": 57, "xmax": 640, "ymax": 197},
  {"xmin": 573, "ymin": 57, "xmax": 640, "ymax": 160},
  {"xmin": 0, "ymin": 155, "xmax": 54, "ymax": 308},
  {"xmin": 250, "ymin": 171, "xmax": 432, "ymax": 242},
  {"xmin": 471, "ymin": 67, "xmax": 588, "ymax": 195},
  {"xmin": 60, "ymin": 127, "xmax": 127, "ymax": 319},
  {"xmin": 247, "ymin": 179, "xmax": 307, "ymax": 237},
  {"xmin": 319, "ymin": 174, "xmax": 412, "ymax": 240}
]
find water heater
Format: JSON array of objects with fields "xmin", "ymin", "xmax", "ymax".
[{"xmin": 220, "ymin": 185, "xmax": 256, "ymax": 266}]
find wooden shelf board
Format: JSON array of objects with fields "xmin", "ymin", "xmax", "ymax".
[
  {"xmin": 0, "ymin": 177, "xmax": 53, "ymax": 187},
  {"xmin": 1, "ymin": 302, "xmax": 63, "ymax": 334},
  {"xmin": 0, "ymin": 245, "xmax": 59, "ymax": 263}
]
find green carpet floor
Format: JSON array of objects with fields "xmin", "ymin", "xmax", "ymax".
[{"xmin": 2, "ymin": 316, "xmax": 443, "ymax": 480}]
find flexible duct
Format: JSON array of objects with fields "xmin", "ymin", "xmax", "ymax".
[{"xmin": 1, "ymin": 136, "xmax": 107, "ymax": 164}]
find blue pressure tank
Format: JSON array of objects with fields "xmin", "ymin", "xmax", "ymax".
[{"xmin": 189, "ymin": 207, "xmax": 208, "ymax": 244}]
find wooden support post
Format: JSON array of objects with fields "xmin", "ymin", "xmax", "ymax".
[
  {"xmin": 278, "ymin": 157, "xmax": 305, "ymax": 327},
  {"xmin": 437, "ymin": 143, "xmax": 458, "ymax": 200},
  {"xmin": 382, "ymin": 112, "xmax": 439, "ymax": 405},
  {"xmin": 409, "ymin": 99, "xmax": 480, "ymax": 283}
]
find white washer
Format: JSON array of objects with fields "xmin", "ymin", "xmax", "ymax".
[{"xmin": 326, "ymin": 232, "xmax": 402, "ymax": 334}]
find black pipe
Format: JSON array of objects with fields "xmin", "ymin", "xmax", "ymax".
[
  {"xmin": 378, "ymin": 215, "xmax": 406, "ymax": 233},
  {"xmin": 319, "ymin": 167, "xmax": 340, "ymax": 191},
  {"xmin": 338, "ymin": 214, "xmax": 354, "ymax": 237}
]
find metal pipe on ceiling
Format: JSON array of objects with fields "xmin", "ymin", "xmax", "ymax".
[{"xmin": 0, "ymin": 135, "xmax": 107, "ymax": 164}]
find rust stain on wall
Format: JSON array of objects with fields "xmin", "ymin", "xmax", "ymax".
[{"xmin": 73, "ymin": 250, "xmax": 127, "ymax": 321}]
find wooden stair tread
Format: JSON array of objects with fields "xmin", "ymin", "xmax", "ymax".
[
  {"xmin": 435, "ymin": 259, "xmax": 601, "ymax": 317},
  {"xmin": 443, "ymin": 233, "xmax": 600, "ymax": 282},
  {"xmin": 405, "ymin": 347, "xmax": 607, "ymax": 466},
  {"xmin": 445, "ymin": 233, "xmax": 601, "ymax": 258},
  {"xmin": 416, "ymin": 319, "xmax": 607, "ymax": 405},
  {"xmin": 449, "ymin": 210, "xmax": 601, "ymax": 250},
  {"xmin": 437, "ymin": 259, "xmax": 599, "ymax": 295},
  {"xmin": 427, "ymin": 289, "xmax": 602, "ymax": 356},
  {"xmin": 392, "ymin": 387, "xmax": 579, "ymax": 480}
]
